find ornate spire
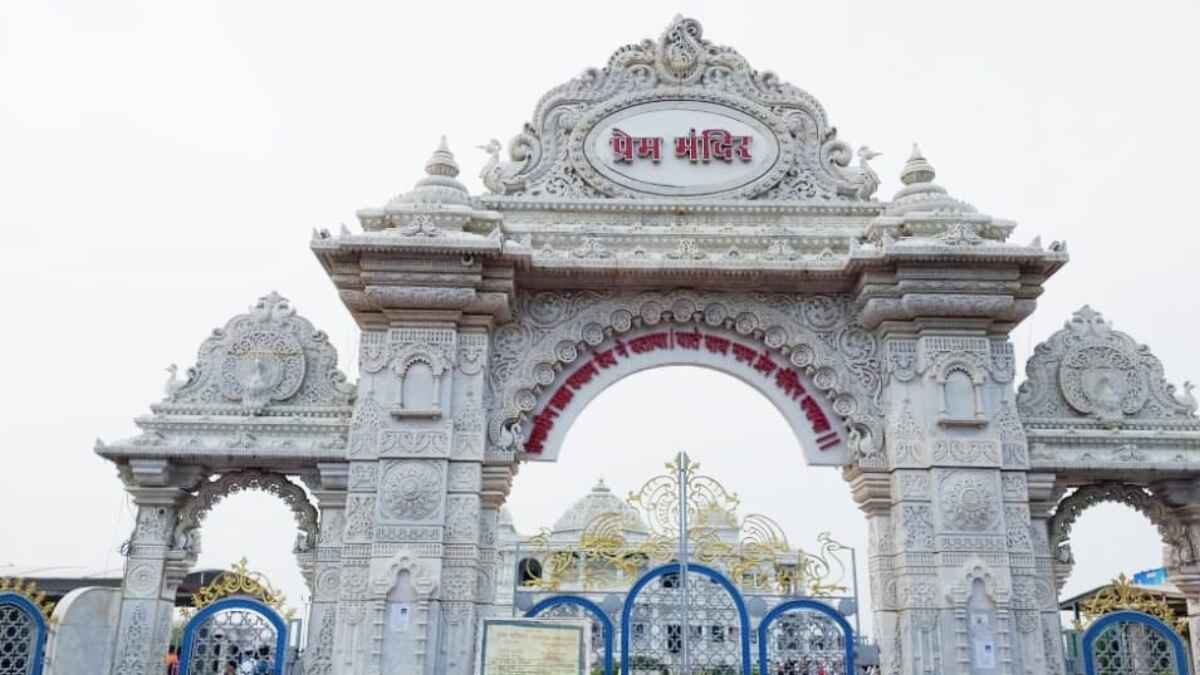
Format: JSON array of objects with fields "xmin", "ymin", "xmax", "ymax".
[
  {"xmin": 425, "ymin": 135, "xmax": 460, "ymax": 178},
  {"xmin": 900, "ymin": 143, "xmax": 936, "ymax": 186},
  {"xmin": 886, "ymin": 142, "xmax": 976, "ymax": 215},
  {"xmin": 387, "ymin": 136, "xmax": 471, "ymax": 207}
]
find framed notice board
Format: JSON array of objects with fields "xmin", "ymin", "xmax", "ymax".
[{"xmin": 478, "ymin": 618, "xmax": 588, "ymax": 675}]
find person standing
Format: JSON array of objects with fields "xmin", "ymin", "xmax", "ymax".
[{"xmin": 163, "ymin": 645, "xmax": 179, "ymax": 675}]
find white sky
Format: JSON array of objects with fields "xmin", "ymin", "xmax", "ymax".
[{"xmin": 2, "ymin": 0, "xmax": 1198, "ymax": 636}]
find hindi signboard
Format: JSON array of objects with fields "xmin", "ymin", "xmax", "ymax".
[{"xmin": 478, "ymin": 618, "xmax": 589, "ymax": 675}]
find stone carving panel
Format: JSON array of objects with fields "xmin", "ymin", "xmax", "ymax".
[
  {"xmin": 889, "ymin": 397, "xmax": 924, "ymax": 467},
  {"xmin": 349, "ymin": 463, "xmax": 379, "ymax": 491},
  {"xmin": 379, "ymin": 461, "xmax": 444, "ymax": 522},
  {"xmin": 379, "ymin": 430, "xmax": 450, "ymax": 457},
  {"xmin": 939, "ymin": 471, "xmax": 1000, "ymax": 532},
  {"xmin": 348, "ymin": 394, "xmax": 386, "ymax": 459},
  {"xmin": 344, "ymin": 495, "xmax": 375, "ymax": 543},
  {"xmin": 447, "ymin": 463, "xmax": 481, "ymax": 493},
  {"xmin": 444, "ymin": 495, "xmax": 480, "ymax": 543},
  {"xmin": 931, "ymin": 439, "xmax": 1000, "ymax": 466},
  {"xmin": 902, "ymin": 504, "xmax": 935, "ymax": 550}
]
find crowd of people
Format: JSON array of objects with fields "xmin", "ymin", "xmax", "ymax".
[{"xmin": 165, "ymin": 644, "xmax": 275, "ymax": 674}]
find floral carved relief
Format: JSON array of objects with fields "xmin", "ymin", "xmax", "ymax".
[
  {"xmin": 379, "ymin": 462, "xmax": 444, "ymax": 522},
  {"xmin": 940, "ymin": 472, "xmax": 1000, "ymax": 532}
]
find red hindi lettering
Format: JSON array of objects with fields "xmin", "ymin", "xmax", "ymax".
[
  {"xmin": 733, "ymin": 135, "xmax": 752, "ymax": 161},
  {"xmin": 704, "ymin": 335, "xmax": 730, "ymax": 355},
  {"xmin": 800, "ymin": 396, "xmax": 832, "ymax": 434},
  {"xmin": 732, "ymin": 344, "xmax": 757, "ymax": 365},
  {"xmin": 524, "ymin": 410, "xmax": 558, "ymax": 453},
  {"xmin": 629, "ymin": 332, "xmax": 670, "ymax": 354},
  {"xmin": 703, "ymin": 129, "xmax": 734, "ymax": 162},
  {"xmin": 816, "ymin": 432, "xmax": 840, "ymax": 451},
  {"xmin": 753, "ymin": 352, "xmax": 778, "ymax": 376},
  {"xmin": 774, "ymin": 368, "xmax": 807, "ymax": 400},
  {"xmin": 548, "ymin": 385, "xmax": 574, "ymax": 411},
  {"xmin": 610, "ymin": 128, "xmax": 635, "ymax": 163},
  {"xmin": 614, "ymin": 339, "xmax": 629, "ymax": 358},
  {"xmin": 675, "ymin": 330, "xmax": 702, "ymax": 350},
  {"xmin": 636, "ymin": 136, "xmax": 662, "ymax": 162},
  {"xmin": 593, "ymin": 349, "xmax": 619, "ymax": 369},
  {"xmin": 675, "ymin": 129, "xmax": 702, "ymax": 162},
  {"xmin": 565, "ymin": 362, "xmax": 598, "ymax": 389}
]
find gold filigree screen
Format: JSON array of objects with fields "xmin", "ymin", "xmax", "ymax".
[{"xmin": 519, "ymin": 457, "xmax": 852, "ymax": 595}]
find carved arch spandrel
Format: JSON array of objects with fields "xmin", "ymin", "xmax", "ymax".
[
  {"xmin": 1048, "ymin": 483, "xmax": 1195, "ymax": 587},
  {"xmin": 172, "ymin": 469, "xmax": 320, "ymax": 555},
  {"xmin": 487, "ymin": 290, "xmax": 884, "ymax": 463}
]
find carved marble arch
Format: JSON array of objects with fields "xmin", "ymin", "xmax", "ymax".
[
  {"xmin": 172, "ymin": 470, "xmax": 320, "ymax": 556},
  {"xmin": 487, "ymin": 290, "xmax": 885, "ymax": 465},
  {"xmin": 1047, "ymin": 483, "xmax": 1196, "ymax": 586},
  {"xmin": 478, "ymin": 15, "xmax": 877, "ymax": 201}
]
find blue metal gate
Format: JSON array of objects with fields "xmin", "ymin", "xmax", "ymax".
[
  {"xmin": 758, "ymin": 599, "xmax": 854, "ymax": 675},
  {"xmin": 0, "ymin": 592, "xmax": 48, "ymax": 675},
  {"xmin": 1082, "ymin": 610, "xmax": 1188, "ymax": 675},
  {"xmin": 524, "ymin": 563, "xmax": 855, "ymax": 675},
  {"xmin": 179, "ymin": 597, "xmax": 287, "ymax": 675}
]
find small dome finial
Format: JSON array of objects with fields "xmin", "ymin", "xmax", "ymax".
[
  {"xmin": 900, "ymin": 143, "xmax": 936, "ymax": 186},
  {"xmin": 593, "ymin": 477, "xmax": 609, "ymax": 492},
  {"xmin": 424, "ymin": 136, "xmax": 460, "ymax": 179}
]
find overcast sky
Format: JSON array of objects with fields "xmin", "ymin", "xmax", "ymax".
[{"xmin": 2, "ymin": 0, "xmax": 1198, "ymax": 636}]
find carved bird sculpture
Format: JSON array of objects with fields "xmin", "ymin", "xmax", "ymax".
[
  {"xmin": 164, "ymin": 363, "xmax": 194, "ymax": 397},
  {"xmin": 477, "ymin": 139, "xmax": 506, "ymax": 194},
  {"xmin": 855, "ymin": 146, "xmax": 882, "ymax": 201},
  {"xmin": 1173, "ymin": 381, "xmax": 1198, "ymax": 415}
]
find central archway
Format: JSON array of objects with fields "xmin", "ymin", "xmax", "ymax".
[
  {"xmin": 521, "ymin": 323, "xmax": 846, "ymax": 464},
  {"xmin": 488, "ymin": 290, "xmax": 885, "ymax": 465}
]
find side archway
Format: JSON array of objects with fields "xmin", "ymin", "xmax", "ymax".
[
  {"xmin": 173, "ymin": 470, "xmax": 320, "ymax": 555},
  {"xmin": 1048, "ymin": 483, "xmax": 1195, "ymax": 589}
]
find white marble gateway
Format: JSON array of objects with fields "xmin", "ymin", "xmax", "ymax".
[{"xmin": 86, "ymin": 14, "xmax": 1200, "ymax": 675}]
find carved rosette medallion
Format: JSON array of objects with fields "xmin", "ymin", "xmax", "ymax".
[
  {"xmin": 379, "ymin": 462, "xmax": 443, "ymax": 521},
  {"xmin": 942, "ymin": 473, "xmax": 999, "ymax": 532}
]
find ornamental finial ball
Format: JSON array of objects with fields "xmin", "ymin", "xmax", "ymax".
[
  {"xmin": 424, "ymin": 136, "xmax": 460, "ymax": 179},
  {"xmin": 900, "ymin": 143, "xmax": 936, "ymax": 186}
]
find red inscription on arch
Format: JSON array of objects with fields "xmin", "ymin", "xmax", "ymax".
[{"xmin": 522, "ymin": 329, "xmax": 841, "ymax": 454}]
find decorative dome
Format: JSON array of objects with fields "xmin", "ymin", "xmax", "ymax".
[
  {"xmin": 499, "ymin": 506, "xmax": 515, "ymax": 529},
  {"xmin": 551, "ymin": 478, "xmax": 648, "ymax": 535}
]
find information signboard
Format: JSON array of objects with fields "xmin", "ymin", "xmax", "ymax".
[{"xmin": 478, "ymin": 618, "xmax": 589, "ymax": 675}]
